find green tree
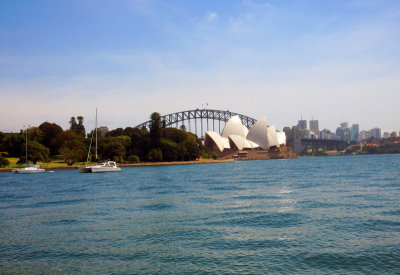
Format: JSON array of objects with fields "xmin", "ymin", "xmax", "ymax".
[
  {"xmin": 106, "ymin": 128, "xmax": 124, "ymax": 137},
  {"xmin": 160, "ymin": 139, "xmax": 178, "ymax": 161},
  {"xmin": 27, "ymin": 127, "xmax": 44, "ymax": 143},
  {"xmin": 70, "ymin": 116, "xmax": 85, "ymax": 137},
  {"xmin": 148, "ymin": 148, "xmax": 162, "ymax": 162},
  {"xmin": 2, "ymin": 134, "xmax": 25, "ymax": 157},
  {"xmin": 20, "ymin": 141, "xmax": 50, "ymax": 164},
  {"xmin": 183, "ymin": 140, "xmax": 200, "ymax": 161},
  {"xmin": 39, "ymin": 122, "xmax": 63, "ymax": 155},
  {"xmin": 0, "ymin": 155, "xmax": 9, "ymax": 167},
  {"xmin": 101, "ymin": 141, "xmax": 126, "ymax": 161},
  {"xmin": 0, "ymin": 131, "xmax": 5, "ymax": 145},
  {"xmin": 60, "ymin": 139, "xmax": 86, "ymax": 166},
  {"xmin": 149, "ymin": 112, "xmax": 162, "ymax": 149},
  {"xmin": 51, "ymin": 130, "xmax": 83, "ymax": 154}
]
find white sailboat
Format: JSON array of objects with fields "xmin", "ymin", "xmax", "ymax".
[
  {"xmin": 78, "ymin": 108, "xmax": 121, "ymax": 173},
  {"xmin": 13, "ymin": 125, "xmax": 46, "ymax": 174}
]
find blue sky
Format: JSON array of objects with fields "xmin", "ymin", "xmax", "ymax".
[{"xmin": 1, "ymin": 0, "xmax": 399, "ymax": 133}]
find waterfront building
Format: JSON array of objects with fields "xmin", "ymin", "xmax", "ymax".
[
  {"xmin": 350, "ymin": 124, "xmax": 359, "ymax": 141},
  {"xmin": 204, "ymin": 116, "xmax": 295, "ymax": 160}
]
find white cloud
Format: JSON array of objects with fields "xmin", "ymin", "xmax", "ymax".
[{"xmin": 207, "ymin": 12, "xmax": 218, "ymax": 22}]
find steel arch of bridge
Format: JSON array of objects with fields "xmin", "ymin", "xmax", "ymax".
[{"xmin": 135, "ymin": 109, "xmax": 257, "ymax": 137}]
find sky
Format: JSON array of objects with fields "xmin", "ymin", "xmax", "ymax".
[{"xmin": 0, "ymin": 0, "xmax": 399, "ymax": 133}]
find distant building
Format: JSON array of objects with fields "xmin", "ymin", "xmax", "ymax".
[
  {"xmin": 97, "ymin": 126, "xmax": 109, "ymax": 136},
  {"xmin": 391, "ymin": 131, "xmax": 398, "ymax": 138},
  {"xmin": 350, "ymin": 124, "xmax": 359, "ymax": 141},
  {"xmin": 359, "ymin": 130, "xmax": 368, "ymax": 141},
  {"xmin": 320, "ymin": 129, "xmax": 331, "ymax": 140},
  {"xmin": 291, "ymin": 126, "xmax": 303, "ymax": 154},
  {"xmin": 336, "ymin": 124, "xmax": 350, "ymax": 141},
  {"xmin": 300, "ymin": 129, "xmax": 311, "ymax": 139},
  {"xmin": 309, "ymin": 120, "xmax": 319, "ymax": 136},
  {"xmin": 383, "ymin": 132, "xmax": 390, "ymax": 138},
  {"xmin": 370, "ymin": 128, "xmax": 381, "ymax": 139},
  {"xmin": 298, "ymin": 120, "xmax": 307, "ymax": 130},
  {"xmin": 283, "ymin": 127, "xmax": 292, "ymax": 143}
]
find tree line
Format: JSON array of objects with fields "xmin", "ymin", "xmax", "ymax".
[{"xmin": 0, "ymin": 112, "xmax": 211, "ymax": 167}]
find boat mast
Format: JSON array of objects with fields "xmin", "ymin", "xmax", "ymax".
[
  {"xmin": 95, "ymin": 107, "xmax": 98, "ymax": 160},
  {"xmin": 25, "ymin": 125, "xmax": 28, "ymax": 164}
]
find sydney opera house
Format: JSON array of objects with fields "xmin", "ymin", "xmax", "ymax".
[{"xmin": 204, "ymin": 115, "xmax": 296, "ymax": 160}]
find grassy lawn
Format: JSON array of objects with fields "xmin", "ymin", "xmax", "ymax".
[{"xmin": 5, "ymin": 158, "xmax": 94, "ymax": 168}]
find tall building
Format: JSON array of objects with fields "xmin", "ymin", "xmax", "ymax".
[
  {"xmin": 298, "ymin": 120, "xmax": 307, "ymax": 130},
  {"xmin": 310, "ymin": 120, "xmax": 319, "ymax": 135},
  {"xmin": 336, "ymin": 124, "xmax": 350, "ymax": 141},
  {"xmin": 370, "ymin": 128, "xmax": 381, "ymax": 139},
  {"xmin": 350, "ymin": 124, "xmax": 359, "ymax": 141}
]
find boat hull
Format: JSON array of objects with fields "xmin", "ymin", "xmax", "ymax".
[
  {"xmin": 13, "ymin": 169, "xmax": 46, "ymax": 174},
  {"xmin": 78, "ymin": 167, "xmax": 92, "ymax": 173},
  {"xmin": 90, "ymin": 167, "xmax": 122, "ymax": 173}
]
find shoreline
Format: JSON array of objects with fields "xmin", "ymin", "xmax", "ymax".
[{"xmin": 0, "ymin": 159, "xmax": 234, "ymax": 173}]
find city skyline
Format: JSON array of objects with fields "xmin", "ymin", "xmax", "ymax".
[{"xmin": 1, "ymin": 0, "xmax": 399, "ymax": 132}]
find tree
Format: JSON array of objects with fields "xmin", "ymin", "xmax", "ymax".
[
  {"xmin": 51, "ymin": 130, "xmax": 83, "ymax": 154},
  {"xmin": 148, "ymin": 148, "xmax": 162, "ymax": 162},
  {"xmin": 60, "ymin": 139, "xmax": 86, "ymax": 166},
  {"xmin": 106, "ymin": 128, "xmax": 125, "ymax": 137},
  {"xmin": 1, "ymin": 134, "xmax": 25, "ymax": 157},
  {"xmin": 182, "ymin": 140, "xmax": 200, "ymax": 161},
  {"xmin": 149, "ymin": 112, "xmax": 162, "ymax": 149},
  {"xmin": 27, "ymin": 127, "xmax": 44, "ymax": 143},
  {"xmin": 0, "ymin": 131, "xmax": 5, "ymax": 144},
  {"xmin": 0, "ymin": 155, "xmax": 9, "ymax": 167},
  {"xmin": 39, "ymin": 122, "xmax": 63, "ymax": 155},
  {"xmin": 76, "ymin": 116, "xmax": 86, "ymax": 137},
  {"xmin": 69, "ymin": 117, "xmax": 77, "ymax": 132},
  {"xmin": 100, "ymin": 141, "xmax": 126, "ymax": 161},
  {"xmin": 70, "ymin": 116, "xmax": 85, "ymax": 137},
  {"xmin": 160, "ymin": 139, "xmax": 178, "ymax": 161},
  {"xmin": 20, "ymin": 141, "xmax": 50, "ymax": 164}
]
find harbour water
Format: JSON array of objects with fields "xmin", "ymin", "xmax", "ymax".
[{"xmin": 1, "ymin": 154, "xmax": 400, "ymax": 274}]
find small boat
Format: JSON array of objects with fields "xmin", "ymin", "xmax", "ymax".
[
  {"xmin": 13, "ymin": 125, "xmax": 46, "ymax": 174},
  {"xmin": 79, "ymin": 161, "xmax": 121, "ymax": 173},
  {"xmin": 79, "ymin": 108, "xmax": 121, "ymax": 173},
  {"xmin": 13, "ymin": 164, "xmax": 46, "ymax": 174}
]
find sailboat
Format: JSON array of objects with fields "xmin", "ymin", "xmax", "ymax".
[
  {"xmin": 78, "ymin": 108, "xmax": 121, "ymax": 173},
  {"xmin": 13, "ymin": 125, "xmax": 46, "ymax": 174}
]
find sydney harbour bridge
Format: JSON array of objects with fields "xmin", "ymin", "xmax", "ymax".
[
  {"xmin": 134, "ymin": 109, "xmax": 257, "ymax": 138},
  {"xmin": 133, "ymin": 108, "xmax": 346, "ymax": 150}
]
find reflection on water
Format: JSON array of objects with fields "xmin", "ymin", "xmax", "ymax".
[{"xmin": 1, "ymin": 154, "xmax": 400, "ymax": 274}]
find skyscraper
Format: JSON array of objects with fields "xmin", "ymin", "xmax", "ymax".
[
  {"xmin": 298, "ymin": 120, "xmax": 307, "ymax": 130},
  {"xmin": 370, "ymin": 128, "xmax": 382, "ymax": 139},
  {"xmin": 310, "ymin": 120, "xmax": 319, "ymax": 134},
  {"xmin": 350, "ymin": 124, "xmax": 359, "ymax": 141}
]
